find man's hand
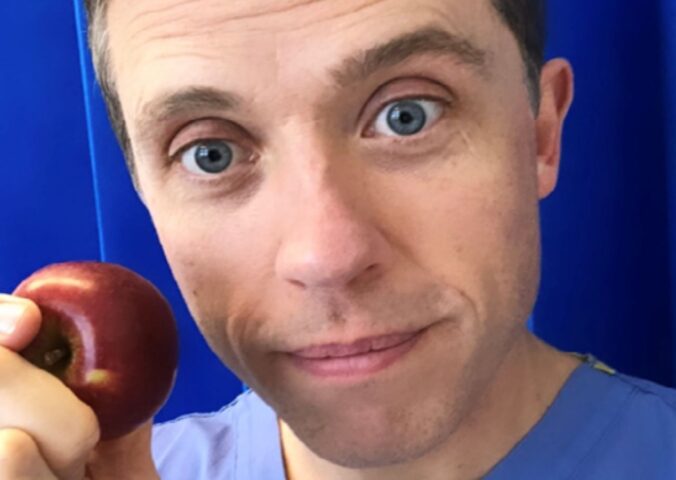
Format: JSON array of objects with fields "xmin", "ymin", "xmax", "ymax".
[{"xmin": 0, "ymin": 294, "xmax": 159, "ymax": 480}]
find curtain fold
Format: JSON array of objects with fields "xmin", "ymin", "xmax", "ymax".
[{"xmin": 663, "ymin": 0, "xmax": 676, "ymax": 385}]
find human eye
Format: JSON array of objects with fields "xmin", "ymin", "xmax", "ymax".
[
  {"xmin": 176, "ymin": 139, "xmax": 249, "ymax": 176},
  {"xmin": 370, "ymin": 98, "xmax": 445, "ymax": 138}
]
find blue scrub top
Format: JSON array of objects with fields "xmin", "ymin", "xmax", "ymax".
[{"xmin": 151, "ymin": 355, "xmax": 676, "ymax": 479}]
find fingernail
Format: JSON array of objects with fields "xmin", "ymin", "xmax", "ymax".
[{"xmin": 0, "ymin": 302, "xmax": 26, "ymax": 335}]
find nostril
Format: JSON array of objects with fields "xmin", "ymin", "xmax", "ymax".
[
  {"xmin": 288, "ymin": 278, "xmax": 306, "ymax": 288},
  {"xmin": 364, "ymin": 263, "xmax": 380, "ymax": 277},
  {"xmin": 283, "ymin": 263, "xmax": 380, "ymax": 290},
  {"xmin": 351, "ymin": 263, "xmax": 381, "ymax": 286}
]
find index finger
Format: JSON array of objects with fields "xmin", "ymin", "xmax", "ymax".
[{"xmin": 0, "ymin": 294, "xmax": 42, "ymax": 352}]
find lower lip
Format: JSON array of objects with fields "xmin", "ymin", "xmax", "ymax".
[{"xmin": 288, "ymin": 330, "xmax": 424, "ymax": 379}]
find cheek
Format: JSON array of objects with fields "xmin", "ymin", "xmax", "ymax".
[
  {"xmin": 154, "ymin": 212, "xmax": 231, "ymax": 305},
  {"xmin": 454, "ymin": 163, "xmax": 540, "ymax": 327},
  {"xmin": 147, "ymin": 201, "xmax": 275, "ymax": 370},
  {"xmin": 378, "ymin": 138, "xmax": 540, "ymax": 327}
]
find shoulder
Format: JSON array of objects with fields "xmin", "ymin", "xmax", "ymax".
[
  {"xmin": 608, "ymin": 370, "xmax": 676, "ymax": 429},
  {"xmin": 609, "ymin": 371, "xmax": 676, "ymax": 438},
  {"xmin": 573, "ymin": 354, "xmax": 676, "ymax": 415},
  {"xmin": 614, "ymin": 372, "xmax": 676, "ymax": 407},
  {"xmin": 574, "ymin": 367, "xmax": 676, "ymax": 478},
  {"xmin": 150, "ymin": 390, "xmax": 258, "ymax": 479}
]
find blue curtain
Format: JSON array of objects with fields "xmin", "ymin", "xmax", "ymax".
[
  {"xmin": 0, "ymin": 1, "xmax": 674, "ymax": 423},
  {"xmin": 534, "ymin": 1, "xmax": 674, "ymax": 386},
  {"xmin": 664, "ymin": 0, "xmax": 676, "ymax": 388}
]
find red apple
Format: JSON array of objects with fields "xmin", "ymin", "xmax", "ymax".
[{"xmin": 13, "ymin": 261, "xmax": 179, "ymax": 441}]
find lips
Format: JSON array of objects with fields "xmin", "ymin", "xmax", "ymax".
[
  {"xmin": 292, "ymin": 331, "xmax": 421, "ymax": 359},
  {"xmin": 287, "ymin": 329, "xmax": 426, "ymax": 379}
]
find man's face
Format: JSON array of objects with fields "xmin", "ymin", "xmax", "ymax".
[{"xmin": 107, "ymin": 0, "xmax": 551, "ymax": 468}]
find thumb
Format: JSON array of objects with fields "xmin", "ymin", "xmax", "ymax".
[
  {"xmin": 0, "ymin": 294, "xmax": 42, "ymax": 352},
  {"xmin": 86, "ymin": 420, "xmax": 159, "ymax": 480}
]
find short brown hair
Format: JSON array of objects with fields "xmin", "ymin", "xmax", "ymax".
[{"xmin": 84, "ymin": 0, "xmax": 547, "ymax": 174}]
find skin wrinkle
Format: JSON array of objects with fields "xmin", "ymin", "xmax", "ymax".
[
  {"xmin": 117, "ymin": 0, "xmax": 486, "ymax": 83},
  {"xmin": 106, "ymin": 0, "xmax": 575, "ymax": 478},
  {"xmin": 89, "ymin": 0, "xmax": 543, "ymax": 176},
  {"xmin": 228, "ymin": 285, "xmax": 455, "ymax": 373},
  {"xmin": 204, "ymin": 188, "xmax": 455, "ymax": 354},
  {"xmin": 122, "ymin": 0, "xmax": 379, "ymax": 50},
  {"xmin": 117, "ymin": 7, "xmax": 496, "ymax": 169},
  {"xmin": 459, "ymin": 129, "xmax": 479, "ymax": 160},
  {"xmin": 122, "ymin": 0, "xmax": 199, "ymax": 49},
  {"xmin": 132, "ymin": 27, "xmax": 491, "ymax": 170},
  {"xmin": 135, "ymin": 28, "xmax": 481, "ymax": 135}
]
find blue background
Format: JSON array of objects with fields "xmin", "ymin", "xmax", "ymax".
[{"xmin": 0, "ymin": 1, "xmax": 674, "ymax": 422}]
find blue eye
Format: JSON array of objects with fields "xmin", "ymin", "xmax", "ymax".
[
  {"xmin": 181, "ymin": 140, "xmax": 234, "ymax": 175},
  {"xmin": 373, "ymin": 99, "xmax": 443, "ymax": 137}
]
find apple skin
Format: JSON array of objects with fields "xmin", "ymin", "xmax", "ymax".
[{"xmin": 13, "ymin": 261, "xmax": 179, "ymax": 441}]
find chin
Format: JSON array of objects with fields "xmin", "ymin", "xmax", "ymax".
[
  {"xmin": 305, "ymin": 418, "xmax": 454, "ymax": 470},
  {"xmin": 282, "ymin": 386, "xmax": 464, "ymax": 470}
]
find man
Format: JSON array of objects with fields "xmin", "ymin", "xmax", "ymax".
[{"xmin": 0, "ymin": 0, "xmax": 674, "ymax": 478}]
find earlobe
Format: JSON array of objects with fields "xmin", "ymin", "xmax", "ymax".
[{"xmin": 535, "ymin": 58, "xmax": 575, "ymax": 199}]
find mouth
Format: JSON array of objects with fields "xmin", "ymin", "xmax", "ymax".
[{"xmin": 286, "ymin": 328, "xmax": 428, "ymax": 379}]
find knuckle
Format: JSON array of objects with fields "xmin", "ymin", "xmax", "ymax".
[
  {"xmin": 0, "ymin": 354, "xmax": 99, "ymax": 478},
  {"xmin": 0, "ymin": 393, "xmax": 99, "ymax": 473},
  {"xmin": 33, "ymin": 405, "xmax": 99, "ymax": 478},
  {"xmin": 59, "ymin": 403, "xmax": 100, "ymax": 456},
  {"xmin": 0, "ymin": 428, "xmax": 40, "ymax": 465},
  {"xmin": 76, "ymin": 405, "xmax": 101, "ymax": 450},
  {"xmin": 48, "ymin": 414, "xmax": 99, "ymax": 472}
]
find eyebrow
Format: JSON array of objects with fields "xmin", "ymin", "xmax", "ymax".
[
  {"xmin": 330, "ymin": 26, "xmax": 490, "ymax": 87},
  {"xmin": 133, "ymin": 26, "xmax": 488, "ymax": 140},
  {"xmin": 135, "ymin": 87, "xmax": 241, "ymax": 142}
]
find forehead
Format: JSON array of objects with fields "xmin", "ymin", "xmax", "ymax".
[
  {"xmin": 107, "ymin": 0, "xmax": 496, "ymax": 35},
  {"xmin": 106, "ymin": 0, "xmax": 509, "ymax": 123}
]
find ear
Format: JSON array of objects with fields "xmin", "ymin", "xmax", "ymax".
[{"xmin": 535, "ymin": 58, "xmax": 574, "ymax": 199}]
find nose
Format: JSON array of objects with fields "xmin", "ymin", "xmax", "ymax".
[{"xmin": 275, "ymin": 172, "xmax": 391, "ymax": 290}]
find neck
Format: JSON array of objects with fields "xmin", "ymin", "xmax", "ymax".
[{"xmin": 280, "ymin": 332, "xmax": 581, "ymax": 480}]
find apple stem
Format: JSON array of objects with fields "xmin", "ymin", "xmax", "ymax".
[{"xmin": 44, "ymin": 348, "xmax": 68, "ymax": 367}]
